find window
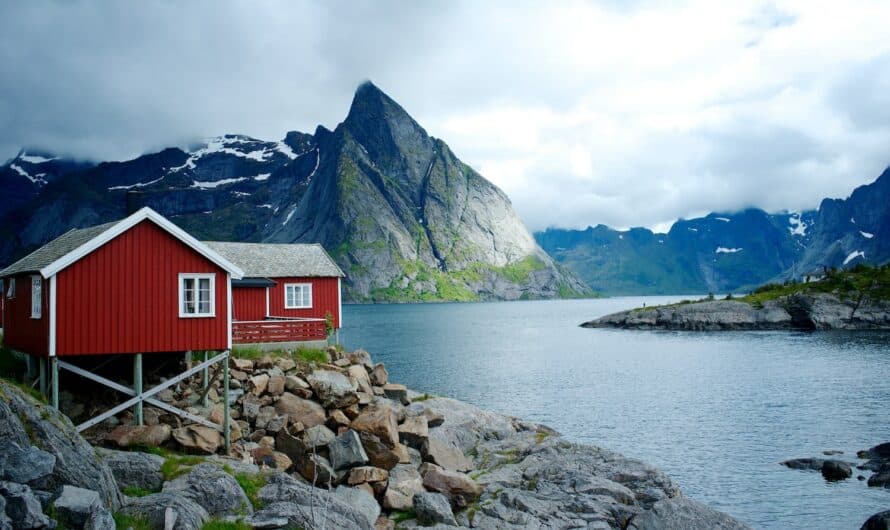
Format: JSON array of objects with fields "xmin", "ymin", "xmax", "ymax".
[
  {"xmin": 284, "ymin": 283, "xmax": 312, "ymax": 309},
  {"xmin": 179, "ymin": 274, "xmax": 215, "ymax": 317},
  {"xmin": 6, "ymin": 278, "xmax": 14, "ymax": 299},
  {"xmin": 31, "ymin": 276, "xmax": 41, "ymax": 319}
]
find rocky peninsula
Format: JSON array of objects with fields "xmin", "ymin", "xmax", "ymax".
[
  {"xmin": 583, "ymin": 265, "xmax": 890, "ymax": 331},
  {"xmin": 0, "ymin": 346, "xmax": 752, "ymax": 530}
]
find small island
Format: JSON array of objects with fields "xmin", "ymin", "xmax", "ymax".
[{"xmin": 583, "ymin": 264, "xmax": 890, "ymax": 331}]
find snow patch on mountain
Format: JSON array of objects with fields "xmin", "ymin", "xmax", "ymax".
[
  {"xmin": 860, "ymin": 231, "xmax": 874, "ymax": 239},
  {"xmin": 191, "ymin": 177, "xmax": 248, "ymax": 189},
  {"xmin": 108, "ymin": 176, "xmax": 164, "ymax": 191},
  {"xmin": 788, "ymin": 212, "xmax": 807, "ymax": 236},
  {"xmin": 715, "ymin": 217, "xmax": 730, "ymax": 222},
  {"xmin": 18, "ymin": 153, "xmax": 56, "ymax": 164},
  {"xmin": 10, "ymin": 164, "xmax": 47, "ymax": 185},
  {"xmin": 843, "ymin": 250, "xmax": 865, "ymax": 265},
  {"xmin": 715, "ymin": 247, "xmax": 743, "ymax": 254}
]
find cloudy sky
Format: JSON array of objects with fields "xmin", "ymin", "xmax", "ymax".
[{"xmin": 2, "ymin": 1, "xmax": 889, "ymax": 232}]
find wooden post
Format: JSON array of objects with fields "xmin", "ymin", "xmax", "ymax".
[
  {"xmin": 39, "ymin": 357, "xmax": 47, "ymax": 397},
  {"xmin": 134, "ymin": 353, "xmax": 143, "ymax": 426},
  {"xmin": 223, "ymin": 351, "xmax": 230, "ymax": 454},
  {"xmin": 202, "ymin": 351, "xmax": 209, "ymax": 408},
  {"xmin": 50, "ymin": 357, "xmax": 59, "ymax": 409}
]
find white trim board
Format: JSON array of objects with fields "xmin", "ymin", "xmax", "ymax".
[{"xmin": 40, "ymin": 207, "xmax": 244, "ymax": 279}]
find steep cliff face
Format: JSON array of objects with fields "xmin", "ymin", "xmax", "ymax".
[
  {"xmin": 0, "ymin": 82, "xmax": 588, "ymax": 302},
  {"xmin": 266, "ymin": 82, "xmax": 587, "ymax": 301}
]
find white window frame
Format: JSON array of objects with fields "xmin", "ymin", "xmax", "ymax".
[
  {"xmin": 284, "ymin": 283, "xmax": 312, "ymax": 309},
  {"xmin": 178, "ymin": 273, "xmax": 216, "ymax": 318},
  {"xmin": 30, "ymin": 276, "xmax": 41, "ymax": 319},
  {"xmin": 6, "ymin": 278, "xmax": 15, "ymax": 299}
]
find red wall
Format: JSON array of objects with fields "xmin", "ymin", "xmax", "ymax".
[
  {"xmin": 2, "ymin": 274, "xmax": 49, "ymax": 357},
  {"xmin": 232, "ymin": 287, "xmax": 266, "ymax": 321},
  {"xmin": 266, "ymin": 276, "xmax": 340, "ymax": 328},
  {"xmin": 55, "ymin": 220, "xmax": 229, "ymax": 356}
]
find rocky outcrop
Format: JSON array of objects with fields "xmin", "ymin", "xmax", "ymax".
[{"xmin": 583, "ymin": 293, "xmax": 890, "ymax": 331}]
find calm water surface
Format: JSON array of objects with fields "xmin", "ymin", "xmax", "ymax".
[{"xmin": 341, "ymin": 297, "xmax": 890, "ymax": 530}]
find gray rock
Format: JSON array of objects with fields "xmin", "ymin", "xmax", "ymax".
[
  {"xmin": 306, "ymin": 370, "xmax": 358, "ymax": 409},
  {"xmin": 862, "ymin": 510, "xmax": 890, "ymax": 530},
  {"xmin": 303, "ymin": 425, "xmax": 336, "ymax": 448},
  {"xmin": 255, "ymin": 473, "xmax": 372, "ymax": 529},
  {"xmin": 383, "ymin": 464, "xmax": 425, "ymax": 511},
  {"xmin": 96, "ymin": 448, "xmax": 164, "ymax": 492},
  {"xmin": 627, "ymin": 496, "xmax": 752, "ymax": 529},
  {"xmin": 243, "ymin": 512, "xmax": 289, "ymax": 529},
  {"xmin": 294, "ymin": 454, "xmax": 335, "ymax": 486},
  {"xmin": 328, "ymin": 429, "xmax": 369, "ymax": 471},
  {"xmin": 781, "ymin": 458, "xmax": 825, "ymax": 471},
  {"xmin": 414, "ymin": 492, "xmax": 457, "ymax": 526},
  {"xmin": 83, "ymin": 507, "xmax": 115, "ymax": 530},
  {"xmin": 0, "ymin": 381, "xmax": 123, "ymax": 509},
  {"xmin": 0, "ymin": 440, "xmax": 56, "ymax": 485},
  {"xmin": 117, "ymin": 493, "xmax": 209, "ymax": 530},
  {"xmin": 0, "ymin": 497, "xmax": 11, "ymax": 530},
  {"xmin": 162, "ymin": 463, "xmax": 252, "ymax": 517},
  {"xmin": 422, "ymin": 435, "xmax": 472, "ymax": 472},
  {"xmin": 334, "ymin": 485, "xmax": 380, "ymax": 528},
  {"xmin": 821, "ymin": 460, "xmax": 852, "ymax": 481},
  {"xmin": 0, "ymin": 481, "xmax": 52, "ymax": 529},
  {"xmin": 52, "ymin": 485, "xmax": 103, "ymax": 529}
]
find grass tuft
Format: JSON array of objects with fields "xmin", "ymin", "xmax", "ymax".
[
  {"xmin": 200, "ymin": 520, "xmax": 252, "ymax": 530},
  {"xmin": 233, "ymin": 472, "xmax": 267, "ymax": 509},
  {"xmin": 121, "ymin": 486, "xmax": 154, "ymax": 498},
  {"xmin": 113, "ymin": 513, "xmax": 152, "ymax": 530}
]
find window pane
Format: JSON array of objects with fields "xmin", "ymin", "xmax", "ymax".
[
  {"xmin": 199, "ymin": 284, "xmax": 211, "ymax": 314},
  {"xmin": 183, "ymin": 278, "xmax": 195, "ymax": 313}
]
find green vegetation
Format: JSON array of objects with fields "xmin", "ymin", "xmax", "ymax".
[
  {"xmin": 200, "ymin": 520, "xmax": 252, "ymax": 530},
  {"xmin": 121, "ymin": 486, "xmax": 154, "ymax": 498},
  {"xmin": 295, "ymin": 347, "xmax": 329, "ymax": 364},
  {"xmin": 739, "ymin": 263, "xmax": 889, "ymax": 307},
  {"xmin": 159, "ymin": 454, "xmax": 204, "ymax": 481},
  {"xmin": 233, "ymin": 472, "xmax": 267, "ymax": 509},
  {"xmin": 232, "ymin": 346, "xmax": 329, "ymax": 365},
  {"xmin": 113, "ymin": 513, "xmax": 152, "ymax": 530},
  {"xmin": 390, "ymin": 510, "xmax": 416, "ymax": 523},
  {"xmin": 493, "ymin": 255, "xmax": 547, "ymax": 284},
  {"xmin": 412, "ymin": 393, "xmax": 435, "ymax": 402}
]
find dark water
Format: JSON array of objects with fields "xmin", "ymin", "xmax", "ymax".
[{"xmin": 341, "ymin": 297, "xmax": 890, "ymax": 530}]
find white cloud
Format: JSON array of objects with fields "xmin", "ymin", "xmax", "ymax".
[{"xmin": 1, "ymin": 0, "xmax": 889, "ymax": 232}]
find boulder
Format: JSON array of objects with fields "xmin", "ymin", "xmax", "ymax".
[
  {"xmin": 420, "ymin": 464, "xmax": 482, "ymax": 509},
  {"xmin": 304, "ymin": 425, "xmax": 336, "ymax": 448},
  {"xmin": 251, "ymin": 447, "xmax": 292, "ymax": 471},
  {"xmin": 172, "ymin": 425, "xmax": 223, "ymax": 454},
  {"xmin": 351, "ymin": 405, "xmax": 399, "ymax": 447},
  {"xmin": 781, "ymin": 458, "xmax": 825, "ymax": 471},
  {"xmin": 359, "ymin": 432, "xmax": 399, "ymax": 470},
  {"xmin": 0, "ymin": 497, "xmax": 10, "ymax": 530},
  {"xmin": 382, "ymin": 464, "xmax": 425, "ymax": 511},
  {"xmin": 334, "ymin": 485, "xmax": 380, "ymax": 528},
  {"xmin": 414, "ymin": 492, "xmax": 457, "ymax": 526},
  {"xmin": 284, "ymin": 375, "xmax": 309, "ymax": 392},
  {"xmin": 255, "ymin": 356, "xmax": 275, "ymax": 370},
  {"xmin": 862, "ymin": 510, "xmax": 890, "ymax": 530},
  {"xmin": 347, "ymin": 365, "xmax": 373, "ymax": 394},
  {"xmin": 275, "ymin": 358, "xmax": 296, "ymax": 372},
  {"xmin": 867, "ymin": 470, "xmax": 890, "ymax": 488},
  {"xmin": 307, "ymin": 370, "xmax": 359, "ymax": 408},
  {"xmin": 162, "ymin": 463, "xmax": 253, "ymax": 517},
  {"xmin": 274, "ymin": 393, "xmax": 326, "ymax": 428},
  {"xmin": 398, "ymin": 416, "xmax": 429, "ymax": 449},
  {"xmin": 52, "ymin": 485, "xmax": 103, "ymax": 528},
  {"xmin": 421, "ymin": 408, "xmax": 445, "ymax": 428},
  {"xmin": 266, "ymin": 375, "xmax": 285, "ymax": 396},
  {"xmin": 83, "ymin": 507, "xmax": 115, "ymax": 530},
  {"xmin": 264, "ymin": 415, "xmax": 287, "ymax": 435},
  {"xmin": 383, "ymin": 384, "xmax": 409, "ymax": 405},
  {"xmin": 105, "ymin": 424, "xmax": 172, "ymax": 448},
  {"xmin": 422, "ymin": 436, "xmax": 472, "ymax": 472},
  {"xmin": 275, "ymin": 431, "xmax": 309, "ymax": 464},
  {"xmin": 369, "ymin": 364, "xmax": 388, "ymax": 386},
  {"xmin": 295, "ymin": 453, "xmax": 335, "ymax": 486},
  {"xmin": 0, "ymin": 440, "xmax": 56, "ymax": 484},
  {"xmin": 327, "ymin": 409, "xmax": 351, "ymax": 430},
  {"xmin": 231, "ymin": 358, "xmax": 254, "ymax": 371},
  {"xmin": 255, "ymin": 472, "xmax": 372, "ymax": 530},
  {"xmin": 861, "ymin": 443, "xmax": 890, "ymax": 460},
  {"xmin": 329, "ymin": 430, "xmax": 369, "ymax": 471},
  {"xmin": 96, "ymin": 448, "xmax": 165, "ymax": 492},
  {"xmin": 117, "ymin": 493, "xmax": 209, "ymax": 530},
  {"xmin": 0, "ymin": 481, "xmax": 53, "ymax": 529},
  {"xmin": 347, "ymin": 466, "xmax": 389, "ymax": 485},
  {"xmin": 254, "ymin": 406, "xmax": 278, "ymax": 430},
  {"xmin": 822, "ymin": 460, "xmax": 852, "ymax": 481},
  {"xmin": 0, "ymin": 381, "xmax": 123, "ymax": 509},
  {"xmin": 249, "ymin": 374, "xmax": 270, "ymax": 396}
]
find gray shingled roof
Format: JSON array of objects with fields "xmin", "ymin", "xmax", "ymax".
[
  {"xmin": 0, "ymin": 221, "xmax": 120, "ymax": 277},
  {"xmin": 203, "ymin": 242, "xmax": 345, "ymax": 278}
]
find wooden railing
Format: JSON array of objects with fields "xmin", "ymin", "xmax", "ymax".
[{"xmin": 232, "ymin": 317, "xmax": 327, "ymax": 344}]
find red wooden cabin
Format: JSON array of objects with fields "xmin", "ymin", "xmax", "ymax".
[
  {"xmin": 203, "ymin": 242, "xmax": 345, "ymax": 347},
  {"xmin": 0, "ymin": 207, "xmax": 244, "ymax": 358}
]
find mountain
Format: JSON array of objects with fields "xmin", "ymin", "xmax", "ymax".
[
  {"xmin": 536, "ymin": 168, "xmax": 889, "ymax": 295},
  {"xmin": 0, "ymin": 82, "xmax": 589, "ymax": 302}
]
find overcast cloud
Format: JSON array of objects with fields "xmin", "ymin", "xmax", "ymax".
[{"xmin": 2, "ymin": 0, "xmax": 889, "ymax": 232}]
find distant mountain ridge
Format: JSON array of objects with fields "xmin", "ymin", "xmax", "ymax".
[
  {"xmin": 0, "ymin": 82, "xmax": 589, "ymax": 302},
  {"xmin": 536, "ymin": 169, "xmax": 889, "ymax": 295}
]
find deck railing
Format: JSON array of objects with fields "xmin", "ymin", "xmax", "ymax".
[{"xmin": 232, "ymin": 316, "xmax": 327, "ymax": 344}]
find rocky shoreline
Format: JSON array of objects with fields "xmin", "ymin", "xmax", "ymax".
[
  {"xmin": 582, "ymin": 292, "xmax": 890, "ymax": 331},
  {"xmin": 0, "ymin": 347, "xmax": 756, "ymax": 529}
]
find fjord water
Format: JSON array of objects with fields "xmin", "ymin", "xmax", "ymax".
[{"xmin": 342, "ymin": 297, "xmax": 890, "ymax": 529}]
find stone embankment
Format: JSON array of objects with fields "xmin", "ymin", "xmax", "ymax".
[
  {"xmin": 0, "ymin": 348, "xmax": 752, "ymax": 529},
  {"xmin": 583, "ymin": 293, "xmax": 890, "ymax": 331}
]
